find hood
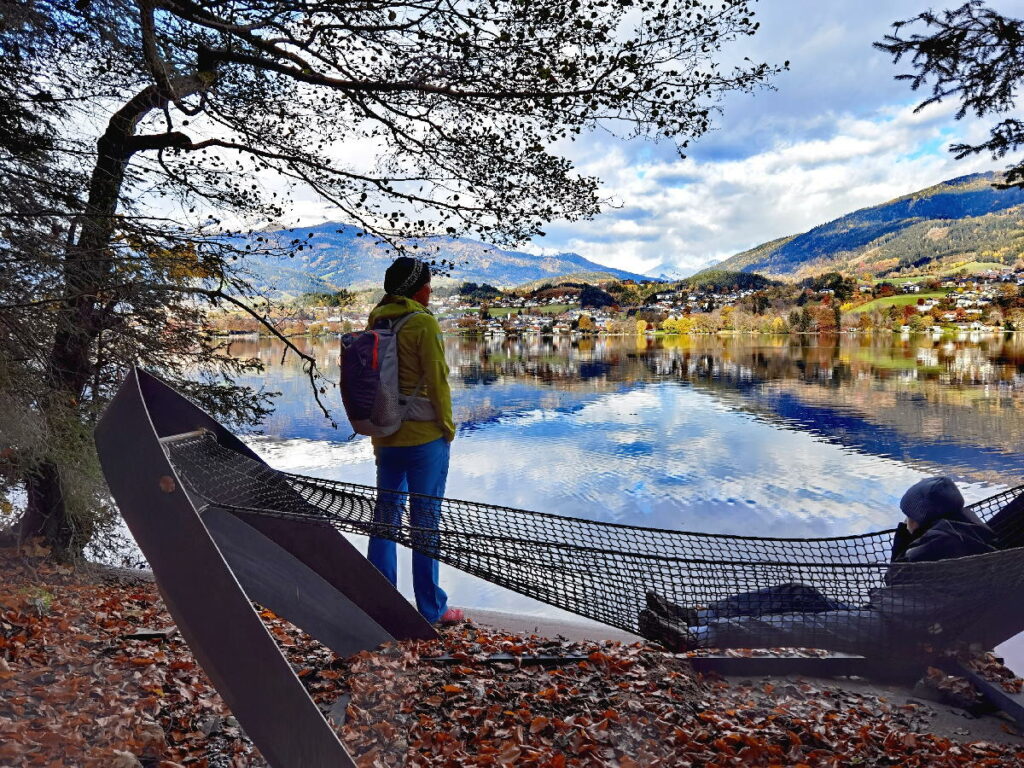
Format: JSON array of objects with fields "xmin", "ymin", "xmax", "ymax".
[
  {"xmin": 369, "ymin": 295, "xmax": 432, "ymax": 323},
  {"xmin": 900, "ymin": 476, "xmax": 985, "ymax": 528}
]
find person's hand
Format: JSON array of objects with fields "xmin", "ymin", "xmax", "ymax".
[{"xmin": 890, "ymin": 522, "xmax": 912, "ymax": 561}]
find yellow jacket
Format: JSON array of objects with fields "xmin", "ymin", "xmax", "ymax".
[{"xmin": 367, "ymin": 295, "xmax": 455, "ymax": 447}]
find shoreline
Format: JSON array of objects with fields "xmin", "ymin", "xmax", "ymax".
[{"xmin": 206, "ymin": 327, "xmax": 1021, "ymax": 340}]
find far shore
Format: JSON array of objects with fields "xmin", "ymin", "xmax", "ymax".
[{"xmin": 206, "ymin": 327, "xmax": 1021, "ymax": 340}]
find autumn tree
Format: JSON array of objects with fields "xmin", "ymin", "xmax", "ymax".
[
  {"xmin": 2, "ymin": 0, "xmax": 780, "ymax": 553},
  {"xmin": 877, "ymin": 2, "xmax": 1024, "ymax": 186},
  {"xmin": 579, "ymin": 284, "xmax": 616, "ymax": 309}
]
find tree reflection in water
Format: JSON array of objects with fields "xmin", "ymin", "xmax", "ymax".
[{"xmin": 212, "ymin": 333, "xmax": 1024, "ymax": 658}]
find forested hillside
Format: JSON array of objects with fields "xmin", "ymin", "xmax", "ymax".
[{"xmin": 713, "ymin": 173, "xmax": 1024, "ymax": 278}]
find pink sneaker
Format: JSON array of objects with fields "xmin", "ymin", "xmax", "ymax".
[{"xmin": 437, "ymin": 607, "xmax": 464, "ymax": 625}]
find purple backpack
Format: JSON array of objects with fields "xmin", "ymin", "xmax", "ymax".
[{"xmin": 340, "ymin": 312, "xmax": 436, "ymax": 436}]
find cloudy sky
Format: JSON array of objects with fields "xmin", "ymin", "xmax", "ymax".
[{"xmin": 521, "ymin": 0, "xmax": 1022, "ymax": 276}]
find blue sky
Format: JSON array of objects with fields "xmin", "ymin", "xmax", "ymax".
[
  {"xmin": 521, "ymin": 0, "xmax": 1023, "ymax": 275},
  {"xmin": 267, "ymin": 1, "xmax": 1022, "ymax": 277}
]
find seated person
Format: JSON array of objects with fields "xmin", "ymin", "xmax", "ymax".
[{"xmin": 639, "ymin": 476, "xmax": 998, "ymax": 654}]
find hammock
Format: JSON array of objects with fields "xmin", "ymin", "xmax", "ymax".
[{"xmin": 165, "ymin": 431, "xmax": 1024, "ymax": 655}]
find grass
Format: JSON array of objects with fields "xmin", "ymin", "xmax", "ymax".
[
  {"xmin": 879, "ymin": 262, "xmax": 1010, "ymax": 285},
  {"xmin": 885, "ymin": 275, "xmax": 930, "ymax": 285},
  {"xmin": 474, "ymin": 303, "xmax": 577, "ymax": 317},
  {"xmin": 957, "ymin": 261, "xmax": 1009, "ymax": 273},
  {"xmin": 849, "ymin": 292, "xmax": 947, "ymax": 314}
]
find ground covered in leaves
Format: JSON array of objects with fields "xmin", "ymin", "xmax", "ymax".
[{"xmin": 3, "ymin": 545, "xmax": 1024, "ymax": 766}]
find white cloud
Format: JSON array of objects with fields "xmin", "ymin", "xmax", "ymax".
[
  {"xmin": 518, "ymin": 0, "xmax": 1024, "ymax": 274},
  {"xmin": 529, "ymin": 94, "xmax": 1010, "ymax": 274}
]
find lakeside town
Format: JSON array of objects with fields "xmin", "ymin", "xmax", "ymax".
[{"xmin": 206, "ymin": 264, "xmax": 1024, "ymax": 339}]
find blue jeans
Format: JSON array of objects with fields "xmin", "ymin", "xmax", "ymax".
[{"xmin": 368, "ymin": 438, "xmax": 450, "ymax": 623}]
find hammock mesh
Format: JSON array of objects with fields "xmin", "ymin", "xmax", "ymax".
[{"xmin": 165, "ymin": 433, "xmax": 1024, "ymax": 656}]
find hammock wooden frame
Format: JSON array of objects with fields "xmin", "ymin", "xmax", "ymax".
[{"xmin": 95, "ymin": 368, "xmax": 436, "ymax": 768}]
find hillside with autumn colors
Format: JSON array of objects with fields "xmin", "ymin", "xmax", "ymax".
[{"xmin": 712, "ymin": 173, "xmax": 1024, "ymax": 280}]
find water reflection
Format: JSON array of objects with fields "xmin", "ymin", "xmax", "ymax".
[
  {"xmin": 231, "ymin": 333, "xmax": 1024, "ymax": 483},
  {"xmin": 225, "ymin": 333, "xmax": 1024, "ymax": 624}
]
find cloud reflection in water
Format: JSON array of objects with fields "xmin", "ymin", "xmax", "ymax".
[{"xmin": 226, "ymin": 333, "xmax": 1024, "ymax": 626}]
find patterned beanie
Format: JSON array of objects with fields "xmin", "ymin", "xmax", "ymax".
[{"xmin": 384, "ymin": 257, "xmax": 430, "ymax": 297}]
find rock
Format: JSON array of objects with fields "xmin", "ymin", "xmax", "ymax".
[{"xmin": 109, "ymin": 750, "xmax": 142, "ymax": 768}]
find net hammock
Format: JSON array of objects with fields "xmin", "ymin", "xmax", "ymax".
[{"xmin": 165, "ymin": 432, "xmax": 1024, "ymax": 656}]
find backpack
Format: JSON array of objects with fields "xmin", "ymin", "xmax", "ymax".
[{"xmin": 340, "ymin": 311, "xmax": 437, "ymax": 437}]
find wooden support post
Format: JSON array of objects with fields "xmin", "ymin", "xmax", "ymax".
[{"xmin": 936, "ymin": 658, "xmax": 1024, "ymax": 731}]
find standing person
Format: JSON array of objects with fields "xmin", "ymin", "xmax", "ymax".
[{"xmin": 366, "ymin": 256, "xmax": 462, "ymax": 625}]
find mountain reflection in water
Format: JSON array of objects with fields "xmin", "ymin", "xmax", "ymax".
[{"xmin": 224, "ymin": 333, "xmax": 1024, "ymax": 633}]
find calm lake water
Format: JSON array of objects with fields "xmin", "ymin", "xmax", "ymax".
[{"xmin": 221, "ymin": 332, "xmax": 1024, "ymax": 653}]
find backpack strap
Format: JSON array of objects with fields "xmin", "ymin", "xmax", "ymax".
[
  {"xmin": 373, "ymin": 310, "xmax": 425, "ymax": 333},
  {"xmin": 390, "ymin": 310, "xmax": 426, "ymax": 333},
  {"xmin": 388, "ymin": 311, "xmax": 429, "ymax": 400}
]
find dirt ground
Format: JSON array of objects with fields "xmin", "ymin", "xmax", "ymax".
[
  {"xmin": 4, "ymin": 551, "xmax": 1024, "ymax": 766},
  {"xmin": 466, "ymin": 607, "xmax": 1024, "ymax": 747}
]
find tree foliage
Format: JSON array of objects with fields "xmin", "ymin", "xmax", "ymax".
[
  {"xmin": 684, "ymin": 269, "xmax": 777, "ymax": 292},
  {"xmin": 877, "ymin": 1, "xmax": 1024, "ymax": 186},
  {"xmin": 459, "ymin": 282, "xmax": 502, "ymax": 301},
  {"xmin": 299, "ymin": 290, "xmax": 355, "ymax": 308},
  {"xmin": 800, "ymin": 272, "xmax": 856, "ymax": 301},
  {"xmin": 1, "ymin": 0, "xmax": 779, "ymax": 553},
  {"xmin": 579, "ymin": 284, "xmax": 616, "ymax": 308}
]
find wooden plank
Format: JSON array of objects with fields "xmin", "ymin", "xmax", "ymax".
[
  {"xmin": 937, "ymin": 658, "xmax": 1024, "ymax": 730},
  {"xmin": 121, "ymin": 627, "xmax": 178, "ymax": 642},
  {"xmin": 428, "ymin": 653, "xmax": 589, "ymax": 667},
  {"xmin": 688, "ymin": 654, "xmax": 869, "ymax": 677},
  {"xmin": 95, "ymin": 368, "xmax": 357, "ymax": 768},
  {"xmin": 157, "ymin": 429, "xmax": 209, "ymax": 445},
  {"xmin": 686, "ymin": 653, "xmax": 922, "ymax": 681}
]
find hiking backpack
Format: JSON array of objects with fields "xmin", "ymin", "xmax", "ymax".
[{"xmin": 340, "ymin": 311, "xmax": 437, "ymax": 437}]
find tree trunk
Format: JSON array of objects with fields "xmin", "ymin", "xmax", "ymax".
[
  {"xmin": 19, "ymin": 460, "xmax": 74, "ymax": 552},
  {"xmin": 20, "ymin": 83, "xmax": 181, "ymax": 553}
]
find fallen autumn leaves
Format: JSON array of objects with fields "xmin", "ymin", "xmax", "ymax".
[{"xmin": 2, "ymin": 544, "xmax": 1024, "ymax": 767}]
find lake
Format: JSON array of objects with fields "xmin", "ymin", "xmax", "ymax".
[{"xmin": 220, "ymin": 331, "xmax": 1024, "ymax": 656}]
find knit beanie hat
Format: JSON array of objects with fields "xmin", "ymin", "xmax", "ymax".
[
  {"xmin": 384, "ymin": 257, "xmax": 430, "ymax": 297},
  {"xmin": 900, "ymin": 476, "xmax": 968, "ymax": 527}
]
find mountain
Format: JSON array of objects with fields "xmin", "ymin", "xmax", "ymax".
[
  {"xmin": 513, "ymin": 271, "xmax": 654, "ymax": 291},
  {"xmin": 644, "ymin": 261, "xmax": 695, "ymax": 281},
  {"xmin": 711, "ymin": 173, "xmax": 1024, "ymax": 278},
  {"xmin": 238, "ymin": 223, "xmax": 651, "ymax": 293}
]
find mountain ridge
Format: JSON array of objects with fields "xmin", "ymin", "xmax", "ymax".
[
  {"xmin": 710, "ymin": 172, "xmax": 1024, "ymax": 278},
  {"xmin": 241, "ymin": 223, "xmax": 653, "ymax": 293}
]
